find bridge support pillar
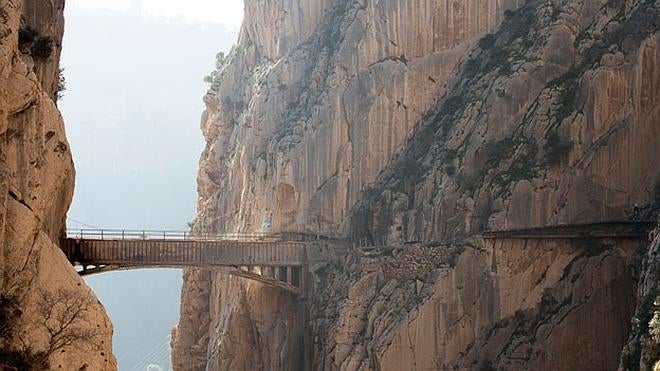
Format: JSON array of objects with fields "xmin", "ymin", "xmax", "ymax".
[
  {"xmin": 262, "ymin": 266, "xmax": 274, "ymax": 278},
  {"xmin": 286, "ymin": 266, "xmax": 292, "ymax": 285}
]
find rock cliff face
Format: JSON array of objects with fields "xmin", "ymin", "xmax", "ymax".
[
  {"xmin": 620, "ymin": 222, "xmax": 660, "ymax": 371},
  {"xmin": 0, "ymin": 1, "xmax": 116, "ymax": 369},
  {"xmin": 309, "ymin": 237, "xmax": 639, "ymax": 370},
  {"xmin": 174, "ymin": 0, "xmax": 660, "ymax": 369},
  {"xmin": 353, "ymin": 0, "xmax": 660, "ymax": 243},
  {"xmin": 194, "ymin": 0, "xmax": 523, "ymax": 236}
]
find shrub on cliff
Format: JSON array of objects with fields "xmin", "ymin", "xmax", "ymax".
[
  {"xmin": 0, "ymin": 289, "xmax": 103, "ymax": 370},
  {"xmin": 204, "ymin": 52, "xmax": 226, "ymax": 91},
  {"xmin": 544, "ymin": 129, "xmax": 572, "ymax": 165},
  {"xmin": 18, "ymin": 26, "xmax": 53, "ymax": 60},
  {"xmin": 480, "ymin": 359, "xmax": 496, "ymax": 371},
  {"xmin": 0, "ymin": 295, "xmax": 21, "ymax": 340},
  {"xmin": 478, "ymin": 34, "xmax": 496, "ymax": 50},
  {"xmin": 56, "ymin": 68, "xmax": 66, "ymax": 101},
  {"xmin": 18, "ymin": 26, "xmax": 38, "ymax": 50},
  {"xmin": 0, "ymin": 295, "xmax": 48, "ymax": 370},
  {"xmin": 30, "ymin": 36, "xmax": 54, "ymax": 60}
]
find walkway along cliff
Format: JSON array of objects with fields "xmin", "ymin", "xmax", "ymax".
[{"xmin": 173, "ymin": 0, "xmax": 660, "ymax": 370}]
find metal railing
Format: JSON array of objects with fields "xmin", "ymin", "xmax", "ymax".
[
  {"xmin": 65, "ymin": 229, "xmax": 322, "ymax": 242},
  {"xmin": 481, "ymin": 220, "xmax": 656, "ymax": 239}
]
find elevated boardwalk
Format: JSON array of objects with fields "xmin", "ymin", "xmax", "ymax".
[
  {"xmin": 60, "ymin": 221, "xmax": 654, "ymax": 294},
  {"xmin": 61, "ymin": 230, "xmax": 310, "ymax": 294},
  {"xmin": 482, "ymin": 221, "xmax": 655, "ymax": 240}
]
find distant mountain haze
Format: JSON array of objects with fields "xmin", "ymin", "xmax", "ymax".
[{"xmin": 60, "ymin": 2, "xmax": 241, "ymax": 370}]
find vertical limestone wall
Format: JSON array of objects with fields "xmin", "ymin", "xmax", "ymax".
[{"xmin": 0, "ymin": 1, "xmax": 116, "ymax": 369}]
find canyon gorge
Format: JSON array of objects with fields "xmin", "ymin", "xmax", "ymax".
[{"xmin": 1, "ymin": 0, "xmax": 659, "ymax": 370}]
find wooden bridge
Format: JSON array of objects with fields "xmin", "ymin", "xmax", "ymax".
[
  {"xmin": 60, "ymin": 230, "xmax": 311, "ymax": 294},
  {"xmin": 59, "ymin": 222, "xmax": 655, "ymax": 294}
]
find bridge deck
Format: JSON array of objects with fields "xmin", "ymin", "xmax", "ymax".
[
  {"xmin": 60, "ymin": 238, "xmax": 307, "ymax": 268},
  {"xmin": 60, "ymin": 233, "xmax": 309, "ymax": 294}
]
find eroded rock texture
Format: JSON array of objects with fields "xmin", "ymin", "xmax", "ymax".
[
  {"xmin": 620, "ymin": 222, "xmax": 660, "ymax": 371},
  {"xmin": 310, "ymin": 237, "xmax": 639, "ymax": 370},
  {"xmin": 0, "ymin": 1, "xmax": 116, "ymax": 369},
  {"xmin": 353, "ymin": 0, "xmax": 660, "ymax": 243},
  {"xmin": 174, "ymin": 0, "xmax": 660, "ymax": 369}
]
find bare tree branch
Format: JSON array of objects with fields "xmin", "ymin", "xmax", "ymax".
[{"xmin": 32, "ymin": 288, "xmax": 102, "ymax": 365}]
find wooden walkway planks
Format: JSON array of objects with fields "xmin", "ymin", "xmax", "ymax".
[
  {"xmin": 59, "ymin": 237, "xmax": 309, "ymax": 294},
  {"xmin": 481, "ymin": 221, "xmax": 654, "ymax": 240},
  {"xmin": 61, "ymin": 239, "xmax": 307, "ymax": 267}
]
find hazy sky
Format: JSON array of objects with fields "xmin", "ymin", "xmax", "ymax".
[
  {"xmin": 62, "ymin": 0, "xmax": 242, "ymax": 230},
  {"xmin": 72, "ymin": 0, "xmax": 244, "ymax": 27},
  {"xmin": 60, "ymin": 1, "xmax": 242, "ymax": 370}
]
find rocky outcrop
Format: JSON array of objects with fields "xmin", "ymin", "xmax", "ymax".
[
  {"xmin": 619, "ymin": 222, "xmax": 660, "ymax": 371},
  {"xmin": 175, "ymin": 0, "xmax": 660, "ymax": 369},
  {"xmin": 311, "ymin": 237, "xmax": 639, "ymax": 370},
  {"xmin": 0, "ymin": 1, "xmax": 115, "ymax": 369}
]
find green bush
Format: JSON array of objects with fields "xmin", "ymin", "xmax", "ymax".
[
  {"xmin": 492, "ymin": 155, "xmax": 538, "ymax": 188},
  {"xmin": 653, "ymin": 179, "xmax": 660, "ymax": 208},
  {"xmin": 0, "ymin": 350, "xmax": 48, "ymax": 371},
  {"xmin": 486, "ymin": 46, "xmax": 511, "ymax": 74},
  {"xmin": 481, "ymin": 359, "xmax": 496, "ymax": 371},
  {"xmin": 18, "ymin": 26, "xmax": 54, "ymax": 60},
  {"xmin": 478, "ymin": 34, "xmax": 496, "ymax": 50},
  {"xmin": 31, "ymin": 36, "xmax": 53, "ymax": 60},
  {"xmin": 507, "ymin": 7, "xmax": 537, "ymax": 40},
  {"xmin": 442, "ymin": 95, "xmax": 466, "ymax": 118},
  {"xmin": 204, "ymin": 52, "xmax": 226, "ymax": 91},
  {"xmin": 18, "ymin": 26, "xmax": 38, "ymax": 50},
  {"xmin": 544, "ymin": 129, "xmax": 572, "ymax": 165},
  {"xmin": 607, "ymin": 0, "xmax": 626, "ymax": 10},
  {"xmin": 56, "ymin": 68, "xmax": 66, "ymax": 101},
  {"xmin": 0, "ymin": 295, "xmax": 21, "ymax": 340},
  {"xmin": 0, "ymin": 295, "xmax": 48, "ymax": 370},
  {"xmin": 463, "ymin": 58, "xmax": 481, "ymax": 79},
  {"xmin": 395, "ymin": 157, "xmax": 426, "ymax": 183},
  {"xmin": 444, "ymin": 148, "xmax": 458, "ymax": 163},
  {"xmin": 552, "ymin": 77, "xmax": 579, "ymax": 122},
  {"xmin": 456, "ymin": 172, "xmax": 480, "ymax": 192},
  {"xmin": 483, "ymin": 138, "xmax": 515, "ymax": 167}
]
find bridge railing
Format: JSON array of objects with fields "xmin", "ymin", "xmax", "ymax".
[{"xmin": 65, "ymin": 229, "xmax": 321, "ymax": 242}]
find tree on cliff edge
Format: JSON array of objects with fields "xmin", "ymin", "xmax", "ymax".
[{"xmin": 0, "ymin": 288, "xmax": 101, "ymax": 370}]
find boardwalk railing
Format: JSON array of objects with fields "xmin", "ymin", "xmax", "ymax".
[
  {"xmin": 482, "ymin": 221, "xmax": 655, "ymax": 239},
  {"xmin": 65, "ymin": 229, "xmax": 320, "ymax": 242}
]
